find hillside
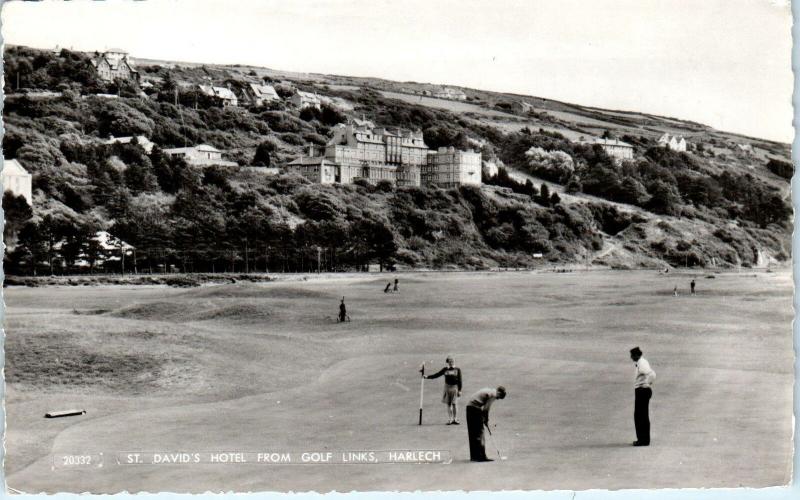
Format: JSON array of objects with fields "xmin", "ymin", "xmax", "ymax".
[{"xmin": 2, "ymin": 45, "xmax": 792, "ymax": 275}]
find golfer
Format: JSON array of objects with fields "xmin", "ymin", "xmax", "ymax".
[
  {"xmin": 690, "ymin": 279, "xmax": 696, "ymax": 295},
  {"xmin": 384, "ymin": 282, "xmax": 392, "ymax": 293},
  {"xmin": 466, "ymin": 386, "xmax": 507, "ymax": 462},
  {"xmin": 393, "ymin": 278, "xmax": 399, "ymax": 292},
  {"xmin": 630, "ymin": 347, "xmax": 656, "ymax": 446},
  {"xmin": 425, "ymin": 356, "xmax": 462, "ymax": 425},
  {"xmin": 338, "ymin": 297, "xmax": 347, "ymax": 323}
]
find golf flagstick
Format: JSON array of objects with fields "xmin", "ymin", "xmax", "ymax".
[{"xmin": 418, "ymin": 363, "xmax": 425, "ymax": 425}]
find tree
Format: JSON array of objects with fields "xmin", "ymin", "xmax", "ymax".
[
  {"xmin": 252, "ymin": 140, "xmax": 274, "ymax": 167},
  {"xmin": 14, "ymin": 221, "xmax": 46, "ymax": 275},
  {"xmin": 537, "ymin": 183, "xmax": 551, "ymax": 206},
  {"xmin": 646, "ymin": 180, "xmax": 682, "ymax": 216},
  {"xmin": 2, "ymin": 192, "xmax": 32, "ymax": 241},
  {"xmin": 524, "ymin": 147, "xmax": 575, "ymax": 183}
]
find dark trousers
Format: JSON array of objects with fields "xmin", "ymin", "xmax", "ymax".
[
  {"xmin": 466, "ymin": 406, "xmax": 487, "ymax": 461},
  {"xmin": 634, "ymin": 387, "xmax": 652, "ymax": 444}
]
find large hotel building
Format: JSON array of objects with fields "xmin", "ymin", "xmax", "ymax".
[{"xmin": 287, "ymin": 122, "xmax": 481, "ymax": 188}]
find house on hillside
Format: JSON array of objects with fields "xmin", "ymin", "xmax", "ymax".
[
  {"xmin": 104, "ymin": 135, "xmax": 155, "ymax": 154},
  {"xmin": 291, "ymin": 90, "xmax": 321, "ymax": 110},
  {"xmin": 1, "ymin": 159, "xmax": 33, "ymax": 205},
  {"xmin": 286, "ymin": 156, "xmax": 343, "ymax": 184},
  {"xmin": 423, "ymin": 147, "xmax": 482, "ymax": 188},
  {"xmin": 163, "ymin": 144, "xmax": 238, "ymax": 167},
  {"xmin": 287, "ymin": 122, "xmax": 482, "ymax": 188},
  {"xmin": 658, "ymin": 133, "xmax": 687, "ymax": 152},
  {"xmin": 433, "ymin": 87, "xmax": 467, "ymax": 100},
  {"xmin": 581, "ymin": 137, "xmax": 634, "ymax": 160},
  {"xmin": 246, "ymin": 83, "xmax": 280, "ymax": 107},
  {"xmin": 198, "ymin": 85, "xmax": 238, "ymax": 107},
  {"xmin": 90, "ymin": 49, "xmax": 139, "ymax": 82}
]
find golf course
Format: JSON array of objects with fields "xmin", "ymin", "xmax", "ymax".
[{"xmin": 3, "ymin": 269, "xmax": 794, "ymax": 493}]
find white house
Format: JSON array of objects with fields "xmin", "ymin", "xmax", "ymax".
[
  {"xmin": 163, "ymin": 144, "xmax": 238, "ymax": 167},
  {"xmin": 90, "ymin": 49, "xmax": 139, "ymax": 82},
  {"xmin": 1, "ymin": 159, "xmax": 33, "ymax": 205},
  {"xmin": 291, "ymin": 90, "xmax": 321, "ymax": 110},
  {"xmin": 0, "ymin": 160, "xmax": 33, "ymax": 206},
  {"xmin": 658, "ymin": 133, "xmax": 688, "ymax": 152},
  {"xmin": 198, "ymin": 85, "xmax": 238, "ymax": 107},
  {"xmin": 247, "ymin": 83, "xmax": 280, "ymax": 106},
  {"xmin": 423, "ymin": 147, "xmax": 482, "ymax": 188}
]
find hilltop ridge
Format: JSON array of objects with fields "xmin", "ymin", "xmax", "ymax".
[{"xmin": 1, "ymin": 45, "xmax": 792, "ymax": 275}]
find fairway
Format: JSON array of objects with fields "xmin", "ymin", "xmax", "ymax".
[{"xmin": 4, "ymin": 270, "xmax": 793, "ymax": 492}]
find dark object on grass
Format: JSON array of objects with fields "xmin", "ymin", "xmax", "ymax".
[{"xmin": 45, "ymin": 409, "xmax": 86, "ymax": 418}]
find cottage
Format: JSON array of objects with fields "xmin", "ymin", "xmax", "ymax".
[
  {"xmin": 1, "ymin": 159, "xmax": 33, "ymax": 205},
  {"xmin": 658, "ymin": 133, "xmax": 688, "ymax": 152},
  {"xmin": 198, "ymin": 85, "xmax": 238, "ymax": 107},
  {"xmin": 247, "ymin": 83, "xmax": 280, "ymax": 106},
  {"xmin": 90, "ymin": 49, "xmax": 139, "ymax": 82},
  {"xmin": 163, "ymin": 144, "xmax": 238, "ymax": 167},
  {"xmin": 104, "ymin": 135, "xmax": 155, "ymax": 154},
  {"xmin": 291, "ymin": 90, "xmax": 321, "ymax": 110}
]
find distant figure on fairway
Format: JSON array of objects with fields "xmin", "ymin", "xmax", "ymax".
[
  {"xmin": 425, "ymin": 356, "xmax": 462, "ymax": 425},
  {"xmin": 338, "ymin": 297, "xmax": 347, "ymax": 323},
  {"xmin": 690, "ymin": 279, "xmax": 696, "ymax": 295},
  {"xmin": 466, "ymin": 386, "xmax": 507, "ymax": 462},
  {"xmin": 630, "ymin": 347, "xmax": 656, "ymax": 446},
  {"xmin": 673, "ymin": 285, "xmax": 678, "ymax": 297},
  {"xmin": 393, "ymin": 278, "xmax": 399, "ymax": 292},
  {"xmin": 384, "ymin": 282, "xmax": 392, "ymax": 293}
]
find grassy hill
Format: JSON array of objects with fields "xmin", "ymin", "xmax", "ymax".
[{"xmin": 2, "ymin": 45, "xmax": 792, "ymax": 275}]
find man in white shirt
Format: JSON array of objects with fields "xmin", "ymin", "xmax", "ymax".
[{"xmin": 630, "ymin": 347, "xmax": 656, "ymax": 446}]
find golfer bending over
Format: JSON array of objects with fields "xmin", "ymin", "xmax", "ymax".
[
  {"xmin": 466, "ymin": 386, "xmax": 506, "ymax": 462},
  {"xmin": 425, "ymin": 356, "xmax": 462, "ymax": 425}
]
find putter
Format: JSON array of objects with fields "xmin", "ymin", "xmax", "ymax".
[{"xmin": 486, "ymin": 424, "xmax": 508, "ymax": 460}]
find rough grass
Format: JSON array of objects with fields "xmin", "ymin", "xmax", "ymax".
[{"xmin": 5, "ymin": 335, "xmax": 168, "ymax": 393}]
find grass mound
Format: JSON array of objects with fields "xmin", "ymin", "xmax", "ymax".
[
  {"xmin": 111, "ymin": 302, "xmax": 191, "ymax": 321},
  {"xmin": 5, "ymin": 335, "xmax": 169, "ymax": 393},
  {"xmin": 193, "ymin": 304, "xmax": 272, "ymax": 322}
]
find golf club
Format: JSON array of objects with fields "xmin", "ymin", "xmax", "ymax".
[{"xmin": 486, "ymin": 424, "xmax": 508, "ymax": 460}]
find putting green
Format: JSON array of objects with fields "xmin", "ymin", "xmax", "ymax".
[{"xmin": 4, "ymin": 270, "xmax": 793, "ymax": 492}]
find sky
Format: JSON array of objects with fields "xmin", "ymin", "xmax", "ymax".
[{"xmin": 1, "ymin": 0, "xmax": 794, "ymax": 142}]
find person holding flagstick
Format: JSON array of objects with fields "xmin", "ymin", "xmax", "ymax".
[{"xmin": 424, "ymin": 356, "xmax": 463, "ymax": 425}]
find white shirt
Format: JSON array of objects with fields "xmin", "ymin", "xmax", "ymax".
[{"xmin": 634, "ymin": 358, "xmax": 656, "ymax": 388}]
